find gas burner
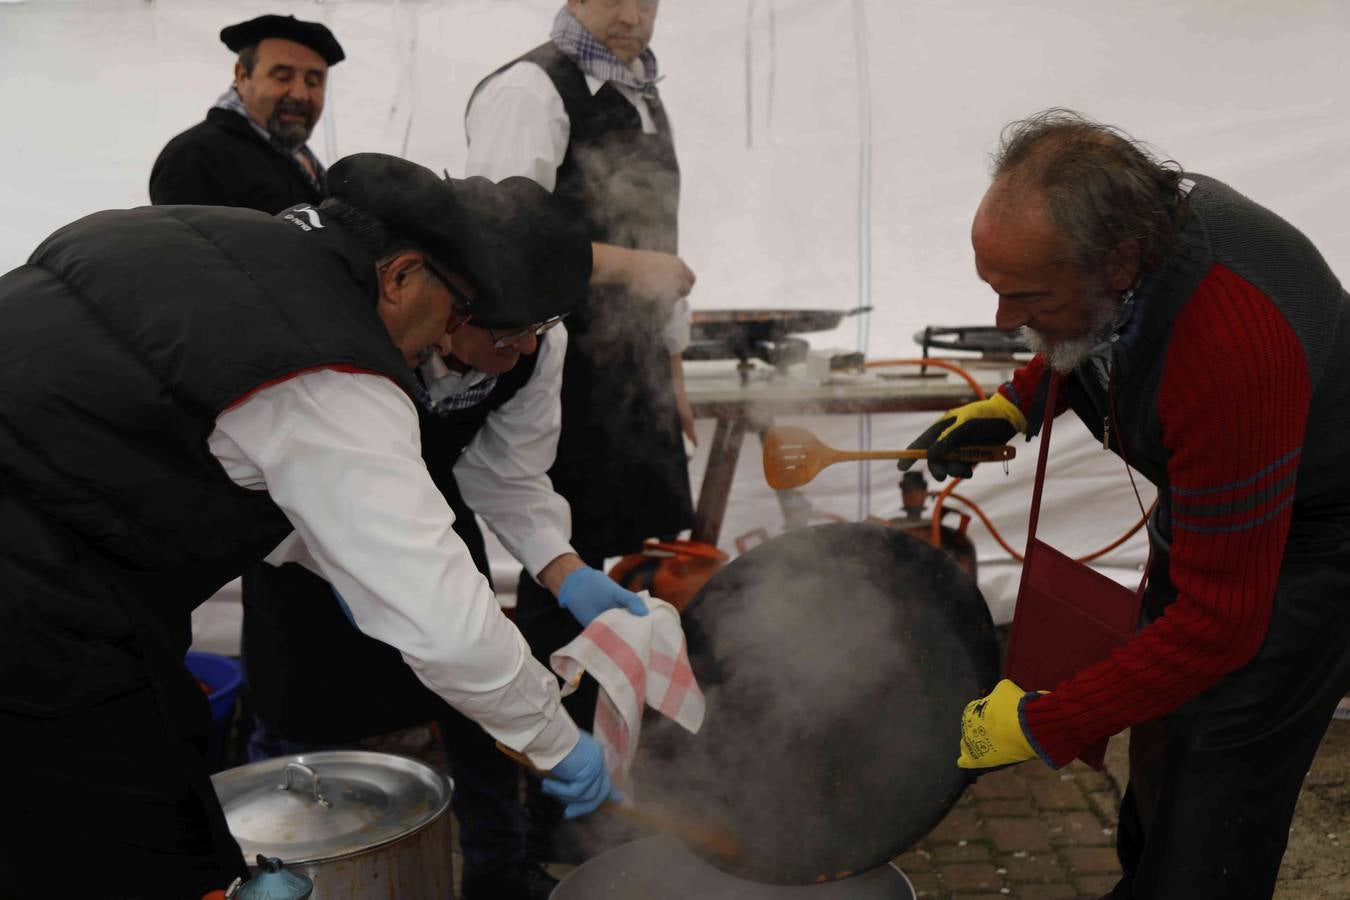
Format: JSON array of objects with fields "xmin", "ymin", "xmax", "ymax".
[
  {"xmin": 913, "ymin": 325, "xmax": 1028, "ymax": 359},
  {"xmin": 683, "ymin": 336, "xmax": 810, "ymax": 374}
]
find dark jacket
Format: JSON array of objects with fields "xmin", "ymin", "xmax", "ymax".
[
  {"xmin": 0, "ymin": 204, "xmax": 418, "ymax": 718},
  {"xmin": 149, "ymin": 107, "xmax": 323, "ymax": 213}
]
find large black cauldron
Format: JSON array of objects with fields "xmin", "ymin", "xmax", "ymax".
[{"xmin": 626, "ymin": 523, "xmax": 999, "ymax": 885}]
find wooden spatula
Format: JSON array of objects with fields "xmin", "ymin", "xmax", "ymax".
[{"xmin": 762, "ymin": 425, "xmax": 1015, "ymax": 490}]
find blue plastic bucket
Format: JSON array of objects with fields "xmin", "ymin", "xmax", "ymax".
[{"xmin": 185, "ymin": 651, "xmax": 243, "ymax": 771}]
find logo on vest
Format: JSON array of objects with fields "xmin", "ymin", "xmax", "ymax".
[{"xmin": 283, "ymin": 204, "xmax": 325, "ymax": 232}]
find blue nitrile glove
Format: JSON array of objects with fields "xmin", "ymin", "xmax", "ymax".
[
  {"xmin": 542, "ymin": 731, "xmax": 619, "ymax": 819},
  {"xmin": 899, "ymin": 392, "xmax": 1028, "ymax": 481},
  {"xmin": 558, "ymin": 566, "xmax": 650, "ymax": 628}
]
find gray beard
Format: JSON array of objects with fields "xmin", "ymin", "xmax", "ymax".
[
  {"xmin": 1020, "ymin": 288, "xmax": 1123, "ymax": 372},
  {"xmin": 266, "ymin": 104, "xmax": 315, "ymax": 151}
]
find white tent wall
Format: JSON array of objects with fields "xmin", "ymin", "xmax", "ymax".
[{"xmin": 3, "ymin": 0, "xmax": 1348, "ymax": 636}]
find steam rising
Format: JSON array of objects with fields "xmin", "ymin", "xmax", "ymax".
[
  {"xmin": 597, "ymin": 523, "xmax": 999, "ymax": 885},
  {"xmin": 563, "ymin": 144, "xmax": 685, "ymax": 457}
]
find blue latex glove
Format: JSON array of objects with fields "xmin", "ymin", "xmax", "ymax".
[
  {"xmin": 558, "ymin": 566, "xmax": 649, "ymax": 628},
  {"xmin": 541, "ymin": 731, "xmax": 619, "ymax": 819}
]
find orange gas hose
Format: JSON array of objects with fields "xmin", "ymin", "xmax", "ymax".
[{"xmin": 863, "ymin": 357, "xmax": 1152, "ymax": 563}]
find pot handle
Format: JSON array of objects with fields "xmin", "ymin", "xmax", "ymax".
[{"xmin": 277, "ymin": 762, "xmax": 332, "ymax": 809}]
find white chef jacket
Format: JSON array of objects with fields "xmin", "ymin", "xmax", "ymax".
[
  {"xmin": 208, "ymin": 361, "xmax": 578, "ymax": 767},
  {"xmin": 466, "ymin": 59, "xmax": 691, "ymax": 354}
]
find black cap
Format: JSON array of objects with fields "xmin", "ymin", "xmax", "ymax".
[
  {"xmin": 325, "ymin": 153, "xmax": 592, "ymax": 328},
  {"xmin": 220, "ymin": 14, "xmax": 345, "ymax": 65}
]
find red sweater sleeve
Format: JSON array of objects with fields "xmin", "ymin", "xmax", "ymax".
[{"xmin": 1022, "ymin": 264, "xmax": 1311, "ymax": 765}]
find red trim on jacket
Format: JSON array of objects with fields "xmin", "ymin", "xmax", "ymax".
[{"xmin": 221, "ymin": 364, "xmax": 401, "ymax": 412}]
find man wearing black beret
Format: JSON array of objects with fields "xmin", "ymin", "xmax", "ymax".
[
  {"xmin": 0, "ymin": 154, "xmax": 620, "ymax": 898},
  {"xmin": 149, "ymin": 14, "xmax": 343, "ymax": 213}
]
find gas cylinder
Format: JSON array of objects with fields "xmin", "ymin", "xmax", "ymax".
[
  {"xmin": 883, "ymin": 472, "xmax": 978, "ymax": 578},
  {"xmin": 607, "ymin": 540, "xmax": 729, "ymax": 612}
]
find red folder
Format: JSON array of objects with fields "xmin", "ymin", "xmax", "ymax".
[{"xmin": 1002, "ymin": 374, "xmax": 1144, "ymax": 770}]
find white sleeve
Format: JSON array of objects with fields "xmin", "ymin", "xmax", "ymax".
[
  {"xmin": 208, "ymin": 369, "xmax": 578, "ymax": 766},
  {"xmin": 453, "ymin": 327, "xmax": 577, "ymax": 579},
  {"xmin": 465, "ymin": 62, "xmax": 570, "ymax": 191}
]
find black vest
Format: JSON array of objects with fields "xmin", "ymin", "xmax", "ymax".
[
  {"xmin": 470, "ymin": 43, "xmax": 693, "ymax": 555},
  {"xmin": 0, "ymin": 204, "xmax": 418, "ymax": 716},
  {"xmin": 1059, "ymin": 175, "xmax": 1350, "ymax": 607},
  {"xmin": 242, "ymin": 348, "xmax": 542, "ymax": 742}
]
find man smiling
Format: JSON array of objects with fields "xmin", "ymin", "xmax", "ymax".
[{"xmin": 150, "ymin": 14, "xmax": 342, "ymax": 213}]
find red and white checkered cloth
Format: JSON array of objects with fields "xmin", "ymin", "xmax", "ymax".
[{"xmin": 550, "ymin": 594, "xmax": 705, "ymax": 791}]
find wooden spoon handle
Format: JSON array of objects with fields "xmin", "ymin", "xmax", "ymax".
[{"xmin": 830, "ymin": 445, "xmax": 1016, "ymax": 463}]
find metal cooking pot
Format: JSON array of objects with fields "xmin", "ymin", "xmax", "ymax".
[
  {"xmin": 210, "ymin": 751, "xmax": 452, "ymax": 899},
  {"xmin": 551, "ymin": 834, "xmax": 915, "ymax": 899},
  {"xmin": 629, "ymin": 523, "xmax": 999, "ymax": 884}
]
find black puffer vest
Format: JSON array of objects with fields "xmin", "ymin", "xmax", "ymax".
[
  {"xmin": 469, "ymin": 43, "xmax": 693, "ymax": 554},
  {"xmin": 0, "ymin": 204, "xmax": 418, "ymax": 715}
]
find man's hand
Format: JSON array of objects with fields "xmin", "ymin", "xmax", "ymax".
[
  {"xmin": 900, "ymin": 392, "xmax": 1027, "ymax": 480},
  {"xmin": 542, "ymin": 731, "xmax": 618, "ymax": 819},
  {"xmin": 558, "ymin": 566, "xmax": 650, "ymax": 628},
  {"xmin": 628, "ymin": 249, "xmax": 695, "ymax": 307},
  {"xmin": 593, "ymin": 245, "xmax": 696, "ymax": 310},
  {"xmin": 957, "ymin": 678, "xmax": 1043, "ymax": 769}
]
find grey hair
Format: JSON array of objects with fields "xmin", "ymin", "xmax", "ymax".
[
  {"xmin": 236, "ymin": 44, "xmax": 259, "ymax": 76},
  {"xmin": 991, "ymin": 108, "xmax": 1189, "ymax": 275}
]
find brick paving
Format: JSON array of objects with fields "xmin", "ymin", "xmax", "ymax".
[
  {"xmin": 360, "ymin": 716, "xmax": 1350, "ymax": 899},
  {"xmin": 894, "ymin": 755, "xmax": 1122, "ymax": 900}
]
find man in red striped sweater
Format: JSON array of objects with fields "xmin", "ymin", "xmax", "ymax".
[{"xmin": 906, "ymin": 109, "xmax": 1350, "ymax": 899}]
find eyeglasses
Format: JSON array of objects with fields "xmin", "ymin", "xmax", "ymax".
[
  {"xmin": 486, "ymin": 314, "xmax": 568, "ymax": 349},
  {"xmin": 422, "ymin": 259, "xmax": 475, "ymax": 333}
]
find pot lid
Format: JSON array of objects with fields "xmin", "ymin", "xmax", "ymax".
[{"xmin": 210, "ymin": 751, "xmax": 451, "ymax": 864}]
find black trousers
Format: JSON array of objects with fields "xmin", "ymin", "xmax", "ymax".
[
  {"xmin": 1110, "ymin": 554, "xmax": 1350, "ymax": 899},
  {"xmin": 0, "ymin": 686, "xmax": 246, "ymax": 899}
]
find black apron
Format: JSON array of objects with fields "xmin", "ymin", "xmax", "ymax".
[{"xmin": 473, "ymin": 43, "xmax": 694, "ymax": 555}]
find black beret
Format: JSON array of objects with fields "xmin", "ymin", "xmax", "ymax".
[
  {"xmin": 325, "ymin": 153, "xmax": 592, "ymax": 328},
  {"xmin": 220, "ymin": 14, "xmax": 345, "ymax": 65}
]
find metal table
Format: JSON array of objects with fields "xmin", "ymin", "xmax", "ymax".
[{"xmin": 683, "ymin": 360, "xmax": 1009, "ymax": 544}]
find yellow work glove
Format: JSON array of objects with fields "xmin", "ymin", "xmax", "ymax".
[
  {"xmin": 899, "ymin": 392, "xmax": 1028, "ymax": 481},
  {"xmin": 957, "ymin": 678, "xmax": 1043, "ymax": 769}
]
